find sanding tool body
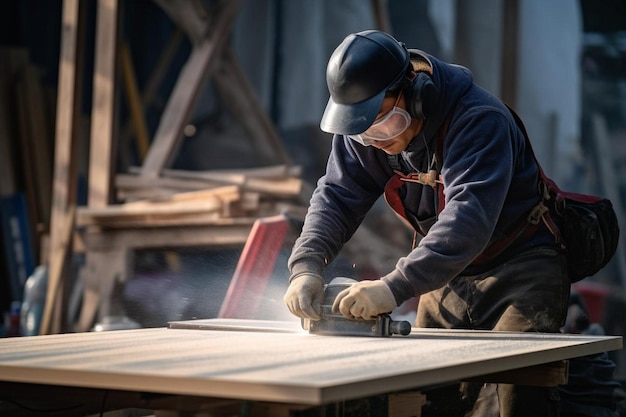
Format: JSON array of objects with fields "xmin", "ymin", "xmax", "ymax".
[{"xmin": 302, "ymin": 277, "xmax": 411, "ymax": 337}]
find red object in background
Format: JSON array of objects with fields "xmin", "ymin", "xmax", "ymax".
[
  {"xmin": 218, "ymin": 214, "xmax": 289, "ymax": 319},
  {"xmin": 6, "ymin": 301, "xmax": 21, "ymax": 337},
  {"xmin": 572, "ymin": 281, "xmax": 611, "ymax": 324}
]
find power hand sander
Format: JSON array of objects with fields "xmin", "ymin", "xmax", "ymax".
[{"xmin": 302, "ymin": 277, "xmax": 412, "ymax": 337}]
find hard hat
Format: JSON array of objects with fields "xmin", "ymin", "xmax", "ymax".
[{"xmin": 320, "ymin": 30, "xmax": 410, "ymax": 135}]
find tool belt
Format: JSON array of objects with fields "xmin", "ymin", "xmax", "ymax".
[{"xmin": 383, "ymin": 172, "xmax": 560, "ymax": 267}]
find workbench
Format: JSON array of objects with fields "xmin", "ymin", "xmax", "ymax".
[{"xmin": 0, "ymin": 319, "xmax": 622, "ymax": 416}]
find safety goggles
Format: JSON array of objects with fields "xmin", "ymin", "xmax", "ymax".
[{"xmin": 347, "ymin": 94, "xmax": 412, "ymax": 146}]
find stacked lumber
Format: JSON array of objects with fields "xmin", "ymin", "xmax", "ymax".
[{"xmin": 75, "ymin": 164, "xmax": 312, "ymax": 230}]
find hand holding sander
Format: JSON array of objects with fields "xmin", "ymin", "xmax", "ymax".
[{"xmin": 302, "ymin": 277, "xmax": 412, "ymax": 337}]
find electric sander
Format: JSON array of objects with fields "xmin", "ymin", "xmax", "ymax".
[{"xmin": 302, "ymin": 277, "xmax": 412, "ymax": 337}]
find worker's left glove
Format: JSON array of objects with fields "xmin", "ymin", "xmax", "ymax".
[
  {"xmin": 332, "ymin": 280, "xmax": 397, "ymax": 320},
  {"xmin": 283, "ymin": 273, "xmax": 325, "ymax": 321}
]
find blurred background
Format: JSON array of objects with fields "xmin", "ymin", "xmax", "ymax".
[{"xmin": 0, "ymin": 0, "xmax": 625, "ymax": 379}]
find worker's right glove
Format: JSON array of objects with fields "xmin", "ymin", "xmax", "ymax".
[
  {"xmin": 283, "ymin": 273, "xmax": 324, "ymax": 321},
  {"xmin": 332, "ymin": 279, "xmax": 397, "ymax": 320}
]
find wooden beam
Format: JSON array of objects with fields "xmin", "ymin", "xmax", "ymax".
[
  {"xmin": 139, "ymin": 29, "xmax": 184, "ymax": 107},
  {"xmin": 77, "ymin": 223, "xmax": 253, "ymax": 251},
  {"xmin": 120, "ymin": 42, "xmax": 150, "ymax": 159},
  {"xmin": 117, "ymin": 29, "xmax": 184, "ymax": 163},
  {"xmin": 76, "ymin": 191, "xmax": 260, "ymax": 229},
  {"xmin": 40, "ymin": 205, "xmax": 75, "ymax": 335},
  {"xmin": 77, "ymin": 0, "xmax": 122, "ymax": 334},
  {"xmin": 131, "ymin": 164, "xmax": 302, "ymax": 179},
  {"xmin": 22, "ymin": 65, "xmax": 54, "ymax": 231},
  {"xmin": 76, "ymin": 212, "xmax": 222, "ymax": 229},
  {"xmin": 140, "ymin": 0, "xmax": 242, "ymax": 178},
  {"xmin": 121, "ymin": 185, "xmax": 240, "ymax": 207},
  {"xmin": 77, "ymin": 201, "xmax": 226, "ymax": 220},
  {"xmin": 117, "ymin": 173, "xmax": 223, "ymax": 192},
  {"xmin": 152, "ymin": 0, "xmax": 209, "ymax": 45},
  {"xmin": 43, "ymin": 0, "xmax": 86, "ymax": 334},
  {"xmin": 117, "ymin": 170, "xmax": 307, "ymax": 199},
  {"xmin": 88, "ymin": 0, "xmax": 121, "ymax": 208},
  {"xmin": 160, "ymin": 168, "xmax": 306, "ymax": 198}
]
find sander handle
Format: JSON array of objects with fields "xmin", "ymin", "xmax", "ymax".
[{"xmin": 389, "ymin": 319, "xmax": 412, "ymax": 336}]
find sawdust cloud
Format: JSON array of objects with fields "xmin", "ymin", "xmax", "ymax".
[{"xmin": 120, "ymin": 248, "xmax": 296, "ymax": 328}]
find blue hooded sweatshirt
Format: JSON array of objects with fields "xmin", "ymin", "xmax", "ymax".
[{"xmin": 288, "ymin": 53, "xmax": 557, "ymax": 306}]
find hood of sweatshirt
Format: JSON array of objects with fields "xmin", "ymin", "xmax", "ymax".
[{"xmin": 404, "ymin": 50, "xmax": 474, "ymax": 156}]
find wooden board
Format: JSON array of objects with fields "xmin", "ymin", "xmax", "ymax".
[
  {"xmin": 75, "ymin": 222, "xmax": 254, "ymax": 251},
  {"xmin": 0, "ymin": 319, "xmax": 621, "ymax": 406}
]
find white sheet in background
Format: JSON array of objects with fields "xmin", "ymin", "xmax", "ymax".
[
  {"xmin": 233, "ymin": 0, "xmax": 376, "ymax": 132},
  {"xmin": 516, "ymin": 0, "xmax": 583, "ymax": 186},
  {"xmin": 428, "ymin": 0, "xmax": 456, "ymax": 61},
  {"xmin": 231, "ymin": 0, "xmax": 583, "ymax": 188}
]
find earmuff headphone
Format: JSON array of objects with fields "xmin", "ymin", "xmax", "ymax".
[{"xmin": 403, "ymin": 71, "xmax": 438, "ymax": 120}]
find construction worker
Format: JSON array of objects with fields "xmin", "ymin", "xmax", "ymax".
[{"xmin": 284, "ymin": 30, "xmax": 569, "ymax": 416}]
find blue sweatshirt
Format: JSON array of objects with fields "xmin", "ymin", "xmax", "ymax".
[{"xmin": 288, "ymin": 54, "xmax": 556, "ymax": 306}]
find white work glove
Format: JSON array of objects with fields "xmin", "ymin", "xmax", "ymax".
[
  {"xmin": 332, "ymin": 280, "xmax": 397, "ymax": 320},
  {"xmin": 283, "ymin": 273, "xmax": 324, "ymax": 320}
]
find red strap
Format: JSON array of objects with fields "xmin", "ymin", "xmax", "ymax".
[
  {"xmin": 472, "ymin": 202, "xmax": 548, "ymax": 265},
  {"xmin": 505, "ymin": 104, "xmax": 563, "ymax": 242},
  {"xmin": 383, "ymin": 117, "xmax": 449, "ymax": 237},
  {"xmin": 384, "ymin": 174, "xmax": 409, "ymax": 221}
]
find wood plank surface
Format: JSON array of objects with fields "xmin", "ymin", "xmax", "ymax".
[{"xmin": 0, "ymin": 319, "xmax": 621, "ymax": 405}]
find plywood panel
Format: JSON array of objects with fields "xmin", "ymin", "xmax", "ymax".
[{"xmin": 0, "ymin": 319, "xmax": 621, "ymax": 405}]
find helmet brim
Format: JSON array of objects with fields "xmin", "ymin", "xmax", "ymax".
[{"xmin": 320, "ymin": 90, "xmax": 385, "ymax": 136}]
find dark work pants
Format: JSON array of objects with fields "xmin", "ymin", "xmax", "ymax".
[{"xmin": 417, "ymin": 246, "xmax": 570, "ymax": 417}]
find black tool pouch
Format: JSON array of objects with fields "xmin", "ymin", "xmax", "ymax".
[
  {"xmin": 558, "ymin": 196, "xmax": 619, "ymax": 282},
  {"xmin": 505, "ymin": 103, "xmax": 620, "ymax": 283}
]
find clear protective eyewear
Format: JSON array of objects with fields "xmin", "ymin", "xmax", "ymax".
[{"xmin": 347, "ymin": 94, "xmax": 412, "ymax": 146}]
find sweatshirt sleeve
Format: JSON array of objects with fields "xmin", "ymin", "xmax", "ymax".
[{"xmin": 288, "ymin": 135, "xmax": 388, "ymax": 281}]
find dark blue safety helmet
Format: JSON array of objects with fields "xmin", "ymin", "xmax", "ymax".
[{"xmin": 320, "ymin": 30, "xmax": 411, "ymax": 135}]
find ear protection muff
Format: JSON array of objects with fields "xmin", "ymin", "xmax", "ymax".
[{"xmin": 404, "ymin": 72, "xmax": 438, "ymax": 120}]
